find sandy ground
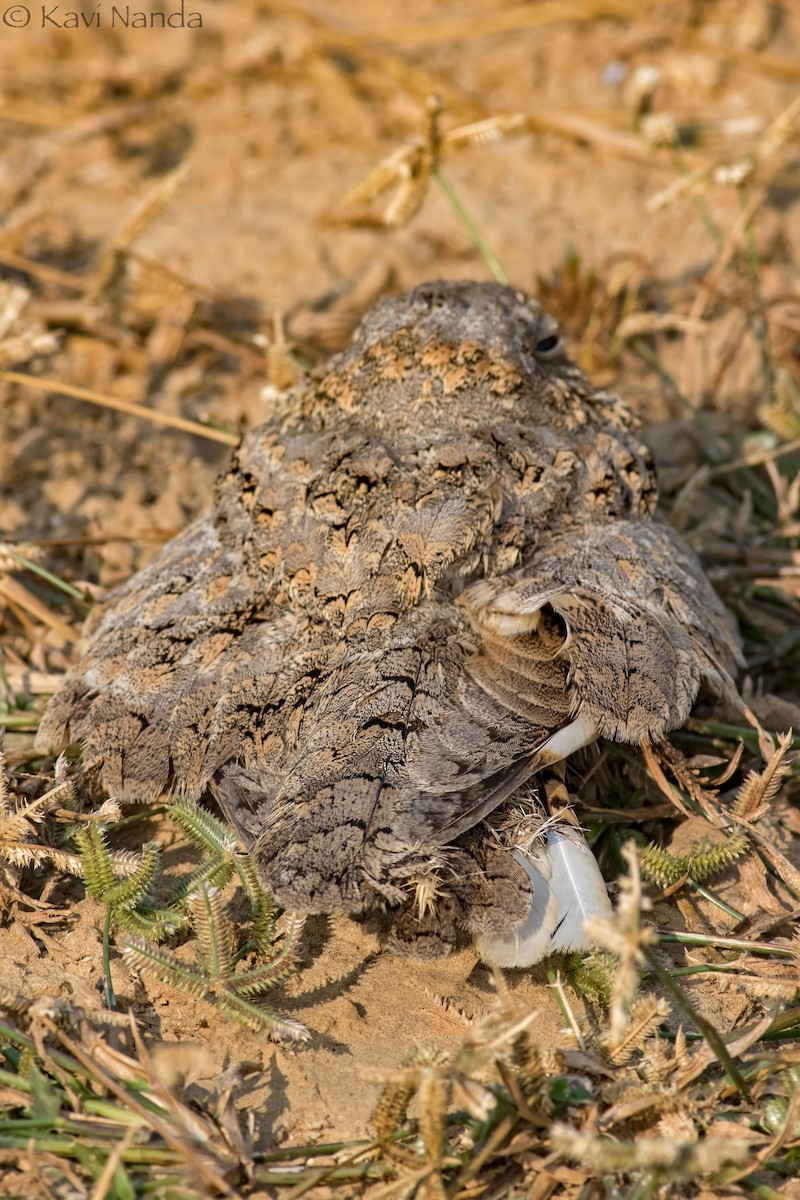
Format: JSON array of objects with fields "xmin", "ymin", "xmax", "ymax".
[{"xmin": 1, "ymin": 0, "xmax": 800, "ymax": 1145}]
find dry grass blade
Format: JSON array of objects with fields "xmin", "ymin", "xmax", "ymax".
[
  {"xmin": 88, "ymin": 1125, "xmax": 137, "ymax": 1200},
  {"xmin": 731, "ymin": 729, "xmax": 793, "ymax": 819},
  {"xmin": 641, "ymin": 947, "xmax": 752, "ymax": 1100},
  {"xmin": 584, "ymin": 841, "xmax": 656, "ymax": 1042},
  {"xmin": 0, "ymin": 370, "xmax": 239, "ymax": 445},
  {"xmin": 710, "ymin": 433, "xmax": 800, "ymax": 474},
  {"xmin": 0, "ymin": 998, "xmax": 262, "ymax": 1197},
  {"xmin": 86, "ymin": 163, "xmax": 189, "ymax": 308},
  {"xmin": 600, "ymin": 996, "xmax": 670, "ymax": 1066},
  {"xmin": 641, "ymin": 741, "xmax": 697, "ymax": 820},
  {"xmin": 333, "ymin": 97, "xmax": 668, "ymax": 235},
  {"xmin": 616, "ymin": 312, "xmax": 709, "ymax": 340},
  {"xmin": 0, "ymin": 574, "xmax": 77, "ymax": 644},
  {"xmin": 552, "ymin": 1123, "xmax": 751, "ymax": 1176},
  {"xmin": 525, "ymin": 108, "xmax": 669, "ymax": 164},
  {"xmin": 0, "ymin": 251, "xmax": 87, "ymax": 292},
  {"xmin": 674, "ymin": 1005, "xmax": 782, "ymax": 1091},
  {"xmin": 731, "ymin": 818, "xmax": 800, "ymax": 899}
]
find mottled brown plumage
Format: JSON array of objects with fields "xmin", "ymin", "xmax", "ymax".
[{"xmin": 37, "ymin": 281, "xmax": 742, "ymax": 950}]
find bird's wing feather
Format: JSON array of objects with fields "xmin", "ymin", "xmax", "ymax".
[{"xmin": 462, "ymin": 514, "xmax": 742, "ymax": 746}]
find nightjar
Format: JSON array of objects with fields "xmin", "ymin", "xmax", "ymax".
[{"xmin": 37, "ymin": 281, "xmax": 742, "ymax": 963}]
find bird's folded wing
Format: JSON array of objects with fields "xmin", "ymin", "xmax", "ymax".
[
  {"xmin": 404, "ymin": 513, "xmax": 743, "ymax": 845},
  {"xmin": 461, "ymin": 513, "xmax": 742, "ymax": 744}
]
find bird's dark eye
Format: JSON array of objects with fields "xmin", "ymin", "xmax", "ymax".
[{"xmin": 535, "ymin": 333, "xmax": 561, "ymax": 356}]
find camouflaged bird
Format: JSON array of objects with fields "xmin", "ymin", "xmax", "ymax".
[{"xmin": 37, "ymin": 281, "xmax": 743, "ymax": 956}]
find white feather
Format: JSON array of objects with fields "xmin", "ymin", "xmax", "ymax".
[
  {"xmin": 474, "ymin": 825, "xmax": 612, "ymax": 968},
  {"xmin": 473, "ymin": 845, "xmax": 557, "ymax": 968},
  {"xmin": 535, "ymin": 714, "xmax": 598, "ymax": 764},
  {"xmin": 545, "ymin": 827, "xmax": 613, "ymax": 953}
]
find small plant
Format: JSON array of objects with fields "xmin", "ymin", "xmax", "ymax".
[
  {"xmin": 639, "ymin": 831, "xmax": 749, "ymax": 889},
  {"xmin": 70, "ymin": 798, "xmax": 307, "ymax": 1037},
  {"xmin": 74, "ymin": 796, "xmax": 280, "ymax": 942},
  {"xmin": 562, "ymin": 949, "xmax": 616, "ymax": 1006},
  {"xmin": 76, "ymin": 822, "xmax": 187, "ymax": 939},
  {"xmin": 123, "ymin": 884, "xmax": 309, "ymax": 1041},
  {"xmin": 1, "ymin": 743, "xmax": 307, "ymax": 1039}
]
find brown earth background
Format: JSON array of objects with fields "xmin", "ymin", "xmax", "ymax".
[{"xmin": 1, "ymin": 0, "xmax": 800, "ymax": 1180}]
